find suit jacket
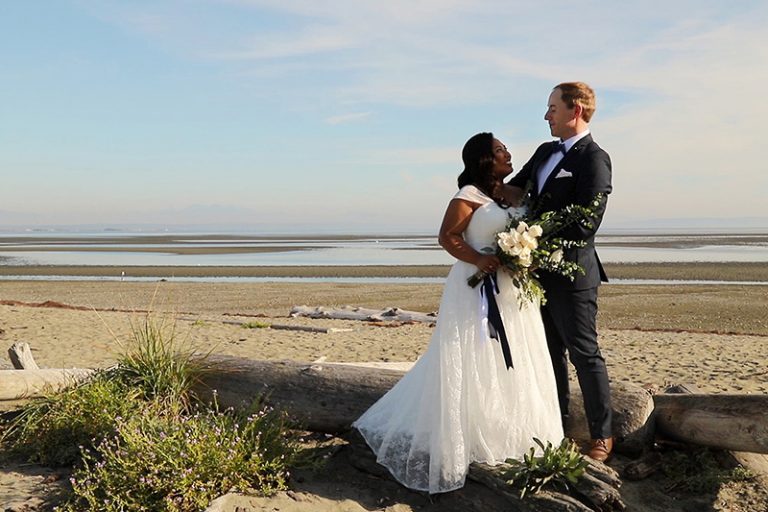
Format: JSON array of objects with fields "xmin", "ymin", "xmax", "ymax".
[{"xmin": 508, "ymin": 134, "xmax": 612, "ymax": 290}]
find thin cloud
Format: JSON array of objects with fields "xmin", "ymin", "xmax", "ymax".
[
  {"xmin": 215, "ymin": 26, "xmax": 355, "ymax": 60},
  {"xmin": 325, "ymin": 112, "xmax": 372, "ymax": 125}
]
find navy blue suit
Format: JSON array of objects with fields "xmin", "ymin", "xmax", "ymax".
[{"xmin": 508, "ymin": 134, "xmax": 613, "ymax": 439}]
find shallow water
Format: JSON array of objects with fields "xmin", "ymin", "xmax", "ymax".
[{"xmin": 1, "ymin": 232, "xmax": 768, "ymax": 267}]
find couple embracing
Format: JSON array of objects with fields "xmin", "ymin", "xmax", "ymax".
[{"xmin": 354, "ymin": 82, "xmax": 613, "ymax": 494}]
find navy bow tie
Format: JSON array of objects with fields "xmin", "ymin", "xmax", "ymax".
[{"xmin": 552, "ymin": 141, "xmax": 566, "ymax": 156}]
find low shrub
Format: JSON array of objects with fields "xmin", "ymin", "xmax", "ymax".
[
  {"xmin": 1, "ymin": 313, "xmax": 301, "ymax": 511},
  {"xmin": 1, "ymin": 372, "xmax": 140, "ymax": 466},
  {"xmin": 60, "ymin": 402, "xmax": 299, "ymax": 511}
]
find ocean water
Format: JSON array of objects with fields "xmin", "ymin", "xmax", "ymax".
[
  {"xmin": 1, "ymin": 231, "xmax": 767, "ymax": 283},
  {"xmin": 1, "ymin": 232, "xmax": 768, "ymax": 267}
]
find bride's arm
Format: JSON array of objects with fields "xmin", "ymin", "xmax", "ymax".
[{"xmin": 438, "ymin": 199, "xmax": 500, "ymax": 272}]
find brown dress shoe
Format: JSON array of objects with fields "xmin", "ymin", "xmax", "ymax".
[{"xmin": 587, "ymin": 437, "xmax": 613, "ymax": 462}]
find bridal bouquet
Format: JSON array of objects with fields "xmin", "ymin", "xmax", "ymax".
[{"xmin": 467, "ymin": 195, "xmax": 603, "ymax": 306}]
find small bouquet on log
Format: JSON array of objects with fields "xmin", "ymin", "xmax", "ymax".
[{"xmin": 467, "ymin": 194, "xmax": 603, "ymax": 305}]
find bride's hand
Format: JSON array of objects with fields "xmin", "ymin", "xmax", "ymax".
[{"xmin": 475, "ymin": 254, "xmax": 501, "ymax": 274}]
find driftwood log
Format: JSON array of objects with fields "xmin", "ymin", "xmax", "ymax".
[
  {"xmin": 8, "ymin": 341, "xmax": 40, "ymax": 370},
  {"xmin": 469, "ymin": 460, "xmax": 625, "ymax": 512},
  {"xmin": 0, "ymin": 368, "xmax": 94, "ymax": 400},
  {"xmin": 290, "ymin": 305, "xmax": 437, "ymax": 323},
  {"xmin": 203, "ymin": 357, "xmax": 653, "ymax": 454},
  {"xmin": 179, "ymin": 316, "xmax": 353, "ymax": 333},
  {"xmin": 653, "ymin": 392, "xmax": 768, "ymax": 454},
  {"xmin": 346, "ymin": 430, "xmax": 625, "ymax": 511},
  {"xmin": 658, "ymin": 383, "xmax": 768, "ymax": 492}
]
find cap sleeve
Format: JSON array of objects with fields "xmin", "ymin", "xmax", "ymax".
[{"xmin": 453, "ymin": 185, "xmax": 492, "ymax": 204}]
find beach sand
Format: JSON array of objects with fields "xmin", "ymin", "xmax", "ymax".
[{"xmin": 1, "ymin": 278, "xmax": 767, "ymax": 510}]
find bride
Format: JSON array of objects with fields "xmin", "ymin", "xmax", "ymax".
[{"xmin": 353, "ymin": 132, "xmax": 564, "ymax": 494}]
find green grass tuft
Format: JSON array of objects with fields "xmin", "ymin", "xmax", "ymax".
[
  {"xmin": 241, "ymin": 321, "xmax": 271, "ymax": 329},
  {"xmin": 503, "ymin": 438, "xmax": 589, "ymax": 498}
]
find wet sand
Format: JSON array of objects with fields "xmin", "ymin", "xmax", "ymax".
[{"xmin": 1, "ymin": 261, "xmax": 767, "ymax": 282}]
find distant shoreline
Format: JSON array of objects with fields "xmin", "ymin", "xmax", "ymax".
[{"xmin": 1, "ymin": 262, "xmax": 767, "ymax": 282}]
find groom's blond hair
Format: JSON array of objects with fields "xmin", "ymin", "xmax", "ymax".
[{"xmin": 555, "ymin": 82, "xmax": 596, "ymax": 123}]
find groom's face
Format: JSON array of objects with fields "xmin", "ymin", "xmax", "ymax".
[{"xmin": 545, "ymin": 89, "xmax": 577, "ymax": 140}]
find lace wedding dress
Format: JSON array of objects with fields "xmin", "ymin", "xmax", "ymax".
[{"xmin": 353, "ymin": 184, "xmax": 564, "ymax": 494}]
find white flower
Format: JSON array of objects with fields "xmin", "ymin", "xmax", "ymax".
[
  {"xmin": 549, "ymin": 249, "xmax": 564, "ymax": 263},
  {"xmin": 516, "ymin": 221, "xmax": 529, "ymax": 234},
  {"xmin": 507, "ymin": 244, "xmax": 523, "ymax": 257},
  {"xmin": 518, "ymin": 250, "xmax": 533, "ymax": 267},
  {"xmin": 498, "ymin": 231, "xmax": 525, "ymax": 256},
  {"xmin": 497, "ymin": 232, "xmax": 515, "ymax": 254},
  {"xmin": 528, "ymin": 224, "xmax": 543, "ymax": 238},
  {"xmin": 520, "ymin": 232, "xmax": 538, "ymax": 250}
]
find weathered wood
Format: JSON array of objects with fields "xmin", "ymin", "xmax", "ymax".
[
  {"xmin": 567, "ymin": 380, "xmax": 655, "ymax": 456},
  {"xmin": 347, "ymin": 430, "xmax": 624, "ymax": 511},
  {"xmin": 0, "ymin": 368, "xmax": 94, "ymax": 400},
  {"xmin": 180, "ymin": 316, "xmax": 353, "ymax": 333},
  {"xmin": 290, "ymin": 305, "xmax": 437, "ymax": 323},
  {"xmin": 202, "ymin": 358, "xmax": 406, "ymax": 433},
  {"xmin": 202, "ymin": 357, "xmax": 654, "ymax": 456},
  {"xmin": 270, "ymin": 324, "xmax": 353, "ymax": 333},
  {"xmin": 663, "ymin": 383, "xmax": 768, "ymax": 492},
  {"xmin": 467, "ymin": 463, "xmax": 594, "ymax": 511},
  {"xmin": 470, "ymin": 461, "xmax": 625, "ymax": 511},
  {"xmin": 653, "ymin": 393, "xmax": 768, "ymax": 454},
  {"xmin": 8, "ymin": 341, "xmax": 40, "ymax": 370}
]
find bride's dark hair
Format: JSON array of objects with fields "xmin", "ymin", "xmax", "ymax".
[{"xmin": 457, "ymin": 132, "xmax": 506, "ymax": 205}]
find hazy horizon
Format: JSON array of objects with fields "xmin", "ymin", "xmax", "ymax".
[{"xmin": 1, "ymin": 215, "xmax": 767, "ymax": 236}]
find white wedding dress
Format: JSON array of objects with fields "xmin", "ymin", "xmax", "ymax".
[{"xmin": 353, "ymin": 185, "xmax": 564, "ymax": 494}]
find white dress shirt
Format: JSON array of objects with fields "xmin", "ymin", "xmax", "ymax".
[{"xmin": 536, "ymin": 129, "xmax": 591, "ymax": 193}]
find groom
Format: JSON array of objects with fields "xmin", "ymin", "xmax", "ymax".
[{"xmin": 508, "ymin": 82, "xmax": 613, "ymax": 461}]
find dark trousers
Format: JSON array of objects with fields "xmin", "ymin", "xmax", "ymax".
[{"xmin": 541, "ymin": 286, "xmax": 612, "ymax": 439}]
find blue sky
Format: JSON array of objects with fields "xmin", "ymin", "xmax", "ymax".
[{"xmin": 1, "ymin": 1, "xmax": 767, "ymax": 233}]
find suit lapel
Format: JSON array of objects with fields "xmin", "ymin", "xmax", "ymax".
[{"xmin": 530, "ymin": 144, "xmax": 554, "ymax": 199}]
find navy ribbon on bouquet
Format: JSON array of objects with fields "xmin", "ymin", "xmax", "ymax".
[{"xmin": 480, "ymin": 273, "xmax": 514, "ymax": 370}]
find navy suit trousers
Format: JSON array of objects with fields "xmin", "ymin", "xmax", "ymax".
[{"xmin": 540, "ymin": 286, "xmax": 613, "ymax": 439}]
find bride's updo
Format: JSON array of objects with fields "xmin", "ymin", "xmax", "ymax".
[{"xmin": 457, "ymin": 132, "xmax": 507, "ymax": 206}]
